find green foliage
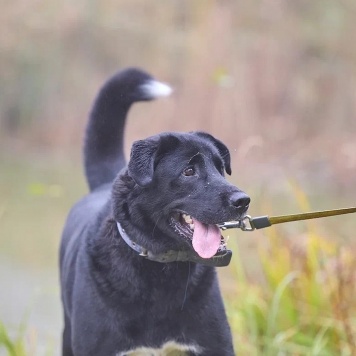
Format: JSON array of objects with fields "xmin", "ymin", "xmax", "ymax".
[
  {"xmin": 0, "ymin": 320, "xmax": 56, "ymax": 356},
  {"xmin": 225, "ymin": 186, "xmax": 356, "ymax": 355},
  {"xmin": 0, "ymin": 321, "xmax": 26, "ymax": 356}
]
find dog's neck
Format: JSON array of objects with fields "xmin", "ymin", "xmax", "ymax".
[{"xmin": 116, "ymin": 221, "xmax": 231, "ymax": 267}]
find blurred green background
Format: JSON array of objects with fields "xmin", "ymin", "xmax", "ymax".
[{"xmin": 1, "ymin": 1, "xmax": 356, "ymax": 355}]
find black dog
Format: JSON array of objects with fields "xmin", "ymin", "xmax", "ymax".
[{"xmin": 60, "ymin": 68, "xmax": 250, "ymax": 355}]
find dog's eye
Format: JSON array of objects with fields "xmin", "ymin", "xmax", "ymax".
[{"xmin": 183, "ymin": 167, "xmax": 195, "ymax": 177}]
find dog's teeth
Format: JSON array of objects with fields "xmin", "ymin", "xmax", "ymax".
[
  {"xmin": 189, "ymin": 223, "xmax": 195, "ymax": 230},
  {"xmin": 220, "ymin": 235, "xmax": 229, "ymax": 247},
  {"xmin": 182, "ymin": 213, "xmax": 193, "ymax": 224}
]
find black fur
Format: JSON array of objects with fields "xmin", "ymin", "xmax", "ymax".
[{"xmin": 60, "ymin": 68, "xmax": 250, "ymax": 355}]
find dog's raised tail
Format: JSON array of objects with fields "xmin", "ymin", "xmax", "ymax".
[{"xmin": 84, "ymin": 68, "xmax": 172, "ymax": 191}]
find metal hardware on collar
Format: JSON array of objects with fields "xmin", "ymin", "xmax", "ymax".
[
  {"xmin": 218, "ymin": 215, "xmax": 255, "ymax": 231},
  {"xmin": 116, "ymin": 222, "xmax": 232, "ymax": 267},
  {"xmin": 218, "ymin": 221, "xmax": 242, "ymax": 230},
  {"xmin": 117, "ymin": 222, "xmax": 148, "ymax": 256},
  {"xmin": 218, "ymin": 207, "xmax": 356, "ymax": 232}
]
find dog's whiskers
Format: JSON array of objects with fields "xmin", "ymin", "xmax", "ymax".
[
  {"xmin": 152, "ymin": 216, "xmax": 161, "ymax": 237},
  {"xmin": 181, "ymin": 262, "xmax": 191, "ymax": 311}
]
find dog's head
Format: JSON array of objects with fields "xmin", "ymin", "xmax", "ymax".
[{"xmin": 113, "ymin": 132, "xmax": 250, "ymax": 261}]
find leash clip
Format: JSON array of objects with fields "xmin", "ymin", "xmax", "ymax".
[
  {"xmin": 218, "ymin": 215, "xmax": 255, "ymax": 232},
  {"xmin": 240, "ymin": 215, "xmax": 255, "ymax": 231},
  {"xmin": 218, "ymin": 221, "xmax": 241, "ymax": 230}
]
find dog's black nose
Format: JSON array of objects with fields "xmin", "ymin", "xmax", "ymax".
[{"xmin": 229, "ymin": 192, "xmax": 250, "ymax": 213}]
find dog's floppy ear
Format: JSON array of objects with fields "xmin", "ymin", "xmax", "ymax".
[
  {"xmin": 128, "ymin": 134, "xmax": 180, "ymax": 186},
  {"xmin": 128, "ymin": 138, "xmax": 159, "ymax": 187},
  {"xmin": 194, "ymin": 132, "xmax": 232, "ymax": 175}
]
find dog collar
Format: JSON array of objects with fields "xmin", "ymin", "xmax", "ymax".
[{"xmin": 116, "ymin": 222, "xmax": 232, "ymax": 267}]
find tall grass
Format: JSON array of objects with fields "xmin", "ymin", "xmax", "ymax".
[
  {"xmin": 0, "ymin": 320, "xmax": 56, "ymax": 356},
  {"xmin": 225, "ymin": 186, "xmax": 356, "ymax": 355},
  {"xmin": 0, "ymin": 321, "xmax": 27, "ymax": 356}
]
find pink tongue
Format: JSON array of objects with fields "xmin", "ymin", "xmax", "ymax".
[{"xmin": 192, "ymin": 218, "xmax": 221, "ymax": 259}]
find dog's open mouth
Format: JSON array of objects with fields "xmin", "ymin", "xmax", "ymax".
[{"xmin": 170, "ymin": 213, "xmax": 228, "ymax": 259}]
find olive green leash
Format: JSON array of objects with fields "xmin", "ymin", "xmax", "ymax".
[{"xmin": 218, "ymin": 207, "xmax": 356, "ymax": 231}]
